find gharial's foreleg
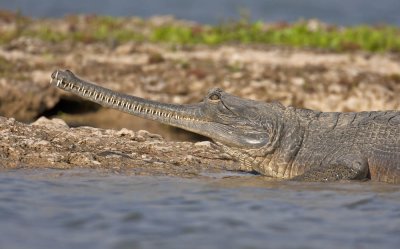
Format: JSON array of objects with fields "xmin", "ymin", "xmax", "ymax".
[{"xmin": 291, "ymin": 154, "xmax": 369, "ymax": 182}]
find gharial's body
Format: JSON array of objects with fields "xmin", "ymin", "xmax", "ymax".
[{"xmin": 50, "ymin": 70, "xmax": 400, "ymax": 183}]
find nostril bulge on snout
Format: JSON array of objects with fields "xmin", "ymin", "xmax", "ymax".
[{"xmin": 51, "ymin": 70, "xmax": 59, "ymax": 79}]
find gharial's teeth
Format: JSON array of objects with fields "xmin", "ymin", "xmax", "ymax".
[{"xmin": 57, "ymin": 80, "xmax": 62, "ymax": 87}]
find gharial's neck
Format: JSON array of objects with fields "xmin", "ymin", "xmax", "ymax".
[{"xmin": 244, "ymin": 108, "xmax": 306, "ymax": 178}]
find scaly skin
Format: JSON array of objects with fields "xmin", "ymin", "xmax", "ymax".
[{"xmin": 50, "ymin": 69, "xmax": 400, "ymax": 183}]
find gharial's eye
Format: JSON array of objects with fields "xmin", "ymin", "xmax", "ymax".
[{"xmin": 209, "ymin": 93, "xmax": 220, "ymax": 101}]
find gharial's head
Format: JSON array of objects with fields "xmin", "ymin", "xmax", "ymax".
[{"xmin": 187, "ymin": 88, "xmax": 286, "ymax": 164}]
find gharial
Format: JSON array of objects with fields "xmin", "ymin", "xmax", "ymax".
[{"xmin": 50, "ymin": 69, "xmax": 400, "ymax": 184}]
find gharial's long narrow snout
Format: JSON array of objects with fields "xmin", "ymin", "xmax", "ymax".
[{"xmin": 49, "ymin": 69, "xmax": 202, "ymax": 124}]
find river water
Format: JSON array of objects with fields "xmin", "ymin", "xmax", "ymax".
[
  {"xmin": 0, "ymin": 169, "xmax": 399, "ymax": 249},
  {"xmin": 1, "ymin": 0, "xmax": 400, "ymax": 25}
]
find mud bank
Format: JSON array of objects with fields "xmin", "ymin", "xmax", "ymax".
[{"xmin": 0, "ymin": 116, "xmax": 237, "ymax": 176}]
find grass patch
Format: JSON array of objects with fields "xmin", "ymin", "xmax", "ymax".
[
  {"xmin": 151, "ymin": 21, "xmax": 400, "ymax": 52},
  {"xmin": 0, "ymin": 12, "xmax": 400, "ymax": 53}
]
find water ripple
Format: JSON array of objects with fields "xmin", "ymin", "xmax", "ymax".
[{"xmin": 0, "ymin": 170, "xmax": 399, "ymax": 249}]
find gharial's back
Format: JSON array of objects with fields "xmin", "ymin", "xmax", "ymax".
[{"xmin": 289, "ymin": 110, "xmax": 400, "ymax": 183}]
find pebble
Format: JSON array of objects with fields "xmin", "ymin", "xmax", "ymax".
[{"xmin": 194, "ymin": 141, "xmax": 212, "ymax": 147}]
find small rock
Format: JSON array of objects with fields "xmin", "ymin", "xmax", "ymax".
[
  {"xmin": 184, "ymin": 155, "xmax": 194, "ymax": 162},
  {"xmin": 6, "ymin": 117, "xmax": 16, "ymax": 125},
  {"xmin": 116, "ymin": 128, "xmax": 136, "ymax": 137},
  {"xmin": 115, "ymin": 42, "xmax": 136, "ymax": 55},
  {"xmin": 69, "ymin": 152, "xmax": 95, "ymax": 165},
  {"xmin": 194, "ymin": 141, "xmax": 212, "ymax": 147},
  {"xmin": 137, "ymin": 130, "xmax": 163, "ymax": 140},
  {"xmin": 291, "ymin": 77, "xmax": 305, "ymax": 86},
  {"xmin": 34, "ymin": 140, "xmax": 50, "ymax": 146},
  {"xmin": 31, "ymin": 117, "xmax": 69, "ymax": 129},
  {"xmin": 46, "ymin": 153, "xmax": 64, "ymax": 163}
]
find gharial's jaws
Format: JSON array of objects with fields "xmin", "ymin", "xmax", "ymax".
[{"xmin": 50, "ymin": 69, "xmax": 197, "ymax": 119}]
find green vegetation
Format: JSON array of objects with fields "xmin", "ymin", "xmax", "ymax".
[
  {"xmin": 151, "ymin": 22, "xmax": 400, "ymax": 52},
  {"xmin": 1, "ymin": 12, "xmax": 400, "ymax": 52}
]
